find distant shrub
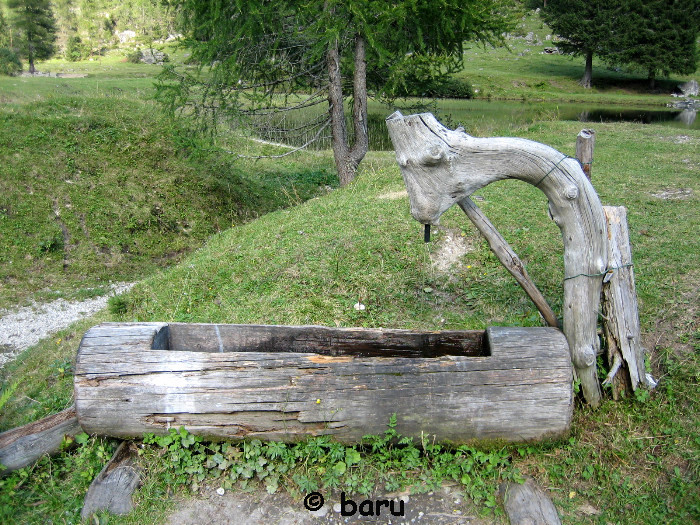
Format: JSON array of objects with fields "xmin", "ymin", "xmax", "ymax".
[
  {"xmin": 126, "ymin": 49, "xmax": 143, "ymax": 63},
  {"xmin": 0, "ymin": 48, "xmax": 22, "ymax": 76},
  {"xmin": 525, "ymin": 0, "xmax": 545, "ymax": 9},
  {"xmin": 430, "ymin": 78, "xmax": 475, "ymax": 99},
  {"xmin": 397, "ymin": 76, "xmax": 475, "ymax": 99},
  {"xmin": 65, "ymin": 36, "xmax": 88, "ymax": 62}
]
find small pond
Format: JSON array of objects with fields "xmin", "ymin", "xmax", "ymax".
[{"xmin": 366, "ymin": 99, "xmax": 698, "ymax": 151}]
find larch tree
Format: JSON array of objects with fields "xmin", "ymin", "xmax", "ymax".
[
  {"xmin": 7, "ymin": 0, "xmax": 58, "ymax": 74},
  {"xmin": 157, "ymin": 0, "xmax": 516, "ymax": 186}
]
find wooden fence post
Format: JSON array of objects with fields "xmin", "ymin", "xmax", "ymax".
[
  {"xmin": 600, "ymin": 206, "xmax": 648, "ymax": 397},
  {"xmin": 576, "ymin": 129, "xmax": 595, "ymax": 179},
  {"xmin": 574, "ymin": 129, "xmax": 647, "ymax": 397}
]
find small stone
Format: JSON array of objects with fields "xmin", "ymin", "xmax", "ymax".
[
  {"xmin": 333, "ymin": 503, "xmax": 342, "ymax": 513},
  {"xmin": 311, "ymin": 505, "xmax": 329, "ymax": 517},
  {"xmin": 216, "ymin": 487, "xmax": 225, "ymax": 496}
]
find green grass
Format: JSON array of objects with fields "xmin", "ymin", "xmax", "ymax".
[
  {"xmin": 0, "ymin": 60, "xmax": 336, "ymax": 310},
  {"xmin": 2, "ymin": 120, "xmax": 696, "ymax": 524}
]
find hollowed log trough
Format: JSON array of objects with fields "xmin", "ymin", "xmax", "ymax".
[{"xmin": 75, "ymin": 322, "xmax": 573, "ymax": 443}]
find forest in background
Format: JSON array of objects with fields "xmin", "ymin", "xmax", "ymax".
[{"xmin": 0, "ymin": 0, "xmax": 175, "ymax": 65}]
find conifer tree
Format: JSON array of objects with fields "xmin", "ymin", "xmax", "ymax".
[
  {"xmin": 607, "ymin": 0, "xmax": 699, "ymax": 89},
  {"xmin": 541, "ymin": 0, "xmax": 616, "ymax": 88},
  {"xmin": 543, "ymin": 0, "xmax": 699, "ymax": 89},
  {"xmin": 158, "ymin": 0, "xmax": 516, "ymax": 186},
  {"xmin": 0, "ymin": 9, "xmax": 10, "ymax": 48},
  {"xmin": 7, "ymin": 0, "xmax": 58, "ymax": 73}
]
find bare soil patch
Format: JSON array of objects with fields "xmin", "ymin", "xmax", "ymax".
[
  {"xmin": 650, "ymin": 188, "xmax": 693, "ymax": 200},
  {"xmin": 431, "ymin": 228, "xmax": 475, "ymax": 273}
]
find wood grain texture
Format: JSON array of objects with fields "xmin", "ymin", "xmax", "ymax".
[
  {"xmin": 81, "ymin": 441, "xmax": 140, "ymax": 519},
  {"xmin": 500, "ymin": 477, "xmax": 562, "ymax": 525},
  {"xmin": 0, "ymin": 406, "xmax": 82, "ymax": 474},
  {"xmin": 576, "ymin": 129, "xmax": 596, "ymax": 180},
  {"xmin": 601, "ymin": 206, "xmax": 646, "ymax": 398},
  {"xmin": 386, "ymin": 111, "xmax": 606, "ymax": 406},
  {"xmin": 75, "ymin": 323, "xmax": 573, "ymax": 444}
]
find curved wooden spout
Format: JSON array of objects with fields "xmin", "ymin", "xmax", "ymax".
[{"xmin": 386, "ymin": 111, "xmax": 606, "ymax": 406}]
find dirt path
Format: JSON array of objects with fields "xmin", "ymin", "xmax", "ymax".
[
  {"xmin": 167, "ymin": 484, "xmax": 501, "ymax": 525},
  {"xmin": 0, "ymin": 282, "xmax": 134, "ymax": 368}
]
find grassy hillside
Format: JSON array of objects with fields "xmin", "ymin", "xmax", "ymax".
[
  {"xmin": 116, "ymin": 121, "xmax": 700, "ymax": 524},
  {"xmin": 0, "ymin": 64, "xmax": 335, "ymax": 310},
  {"xmin": 458, "ymin": 10, "xmax": 699, "ymax": 105}
]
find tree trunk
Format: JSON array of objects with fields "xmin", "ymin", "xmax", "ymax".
[
  {"xmin": 74, "ymin": 322, "xmax": 573, "ymax": 443},
  {"xmin": 386, "ymin": 112, "xmax": 607, "ymax": 406},
  {"xmin": 580, "ymin": 51, "xmax": 593, "ymax": 88},
  {"xmin": 349, "ymin": 35, "xmax": 369, "ymax": 172},
  {"xmin": 327, "ymin": 40, "xmax": 349, "ymax": 184},
  {"xmin": 648, "ymin": 69, "xmax": 656, "ymax": 90},
  {"xmin": 27, "ymin": 39, "xmax": 36, "ymax": 74},
  {"xmin": 326, "ymin": 35, "xmax": 369, "ymax": 187}
]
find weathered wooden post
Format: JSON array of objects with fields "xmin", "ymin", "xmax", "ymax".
[
  {"xmin": 0, "ymin": 406, "xmax": 82, "ymax": 475},
  {"xmin": 600, "ymin": 206, "xmax": 647, "ymax": 397},
  {"xmin": 576, "ymin": 129, "xmax": 595, "ymax": 179},
  {"xmin": 386, "ymin": 112, "xmax": 607, "ymax": 406}
]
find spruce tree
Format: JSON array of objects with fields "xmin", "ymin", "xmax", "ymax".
[
  {"xmin": 608, "ymin": 0, "xmax": 699, "ymax": 89},
  {"xmin": 7, "ymin": 0, "xmax": 58, "ymax": 74},
  {"xmin": 541, "ymin": 0, "xmax": 617, "ymax": 88},
  {"xmin": 0, "ymin": 10, "xmax": 10, "ymax": 48}
]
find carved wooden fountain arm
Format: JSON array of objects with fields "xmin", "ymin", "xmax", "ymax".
[{"xmin": 386, "ymin": 112, "xmax": 607, "ymax": 406}]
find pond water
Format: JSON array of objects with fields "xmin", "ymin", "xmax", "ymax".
[
  {"xmin": 254, "ymin": 99, "xmax": 697, "ymax": 151},
  {"xmin": 365, "ymin": 99, "xmax": 698, "ymax": 151}
]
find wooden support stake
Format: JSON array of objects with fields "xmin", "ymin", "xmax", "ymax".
[
  {"xmin": 601, "ymin": 206, "xmax": 647, "ymax": 398},
  {"xmin": 458, "ymin": 197, "xmax": 560, "ymax": 328},
  {"xmin": 0, "ymin": 406, "xmax": 82, "ymax": 475},
  {"xmin": 576, "ymin": 129, "xmax": 595, "ymax": 180}
]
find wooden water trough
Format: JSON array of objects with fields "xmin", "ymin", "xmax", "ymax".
[{"xmin": 74, "ymin": 322, "xmax": 573, "ymax": 443}]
